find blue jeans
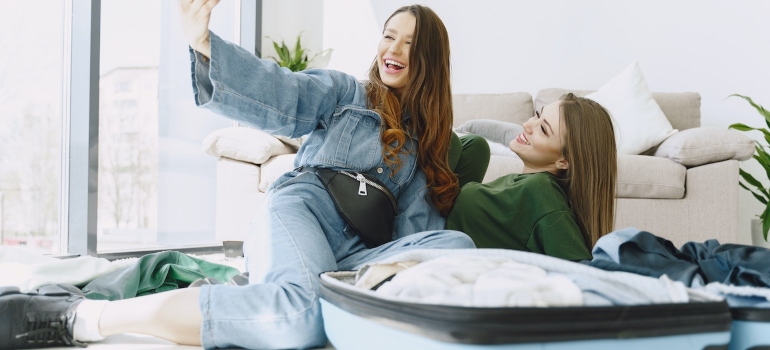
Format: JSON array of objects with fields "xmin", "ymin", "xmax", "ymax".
[{"xmin": 198, "ymin": 172, "xmax": 475, "ymax": 349}]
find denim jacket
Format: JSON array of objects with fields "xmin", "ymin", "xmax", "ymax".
[{"xmin": 190, "ymin": 32, "xmax": 445, "ymax": 238}]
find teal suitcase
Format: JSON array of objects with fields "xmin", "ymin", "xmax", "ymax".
[
  {"xmin": 319, "ymin": 271, "xmax": 732, "ymax": 350},
  {"xmin": 729, "ymin": 307, "xmax": 770, "ymax": 350}
]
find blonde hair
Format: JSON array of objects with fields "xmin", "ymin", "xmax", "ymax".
[
  {"xmin": 558, "ymin": 93, "xmax": 617, "ymax": 248},
  {"xmin": 365, "ymin": 5, "xmax": 458, "ymax": 216}
]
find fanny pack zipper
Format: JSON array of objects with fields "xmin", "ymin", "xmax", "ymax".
[{"xmin": 340, "ymin": 171, "xmax": 397, "ymax": 211}]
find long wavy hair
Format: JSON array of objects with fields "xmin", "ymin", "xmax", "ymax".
[
  {"xmin": 557, "ymin": 93, "xmax": 617, "ymax": 248},
  {"xmin": 365, "ymin": 5, "xmax": 457, "ymax": 216}
]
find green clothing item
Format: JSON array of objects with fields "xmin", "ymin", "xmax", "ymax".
[
  {"xmin": 446, "ymin": 172, "xmax": 592, "ymax": 261},
  {"xmin": 449, "ymin": 133, "xmax": 490, "ymax": 187},
  {"xmin": 82, "ymin": 251, "xmax": 240, "ymax": 301}
]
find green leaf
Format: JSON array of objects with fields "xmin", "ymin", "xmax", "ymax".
[
  {"xmin": 739, "ymin": 168, "xmax": 770, "ymax": 198},
  {"xmin": 294, "ymin": 35, "xmax": 303, "ymax": 57},
  {"xmin": 728, "ymin": 123, "xmax": 770, "ymax": 141},
  {"xmin": 280, "ymin": 43, "xmax": 291, "ymax": 62},
  {"xmin": 762, "ymin": 207, "xmax": 770, "ymax": 241},
  {"xmin": 291, "ymin": 48, "xmax": 305, "ymax": 67},
  {"xmin": 754, "ymin": 149, "xmax": 770, "ymax": 187},
  {"xmin": 728, "ymin": 122, "xmax": 751, "ymax": 131},
  {"xmin": 272, "ymin": 41, "xmax": 283, "ymax": 57},
  {"xmin": 730, "ymin": 94, "xmax": 770, "ymax": 125},
  {"xmin": 731, "ymin": 95, "xmax": 770, "ymax": 231},
  {"xmin": 741, "ymin": 182, "xmax": 769, "ymax": 205}
]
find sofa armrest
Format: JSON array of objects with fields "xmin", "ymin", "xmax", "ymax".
[
  {"xmin": 202, "ymin": 126, "xmax": 298, "ymax": 165},
  {"xmin": 653, "ymin": 127, "xmax": 754, "ymax": 167}
]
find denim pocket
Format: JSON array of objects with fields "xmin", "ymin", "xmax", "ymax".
[
  {"xmin": 271, "ymin": 171, "xmax": 313, "ymax": 192},
  {"xmin": 311, "ymin": 107, "xmax": 381, "ymax": 171}
]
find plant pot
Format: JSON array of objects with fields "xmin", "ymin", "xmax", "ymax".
[{"xmin": 750, "ymin": 218, "xmax": 770, "ymax": 248}]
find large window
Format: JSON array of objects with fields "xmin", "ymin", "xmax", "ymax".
[
  {"xmin": 96, "ymin": 0, "xmax": 238, "ymax": 252},
  {"xmin": 0, "ymin": 0, "xmax": 258, "ymax": 257},
  {"xmin": 0, "ymin": 1, "xmax": 65, "ymax": 255}
]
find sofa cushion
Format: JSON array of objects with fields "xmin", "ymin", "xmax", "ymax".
[
  {"xmin": 453, "ymin": 93, "xmax": 533, "ymax": 127},
  {"xmin": 203, "ymin": 127, "xmax": 296, "ymax": 165},
  {"xmin": 645, "ymin": 92, "xmax": 701, "ymax": 131},
  {"xmin": 482, "ymin": 155, "xmax": 524, "ymax": 183},
  {"xmin": 537, "ymin": 89, "xmax": 701, "ymax": 133},
  {"xmin": 617, "ymin": 155, "xmax": 686, "ymax": 199},
  {"xmin": 653, "ymin": 127, "xmax": 754, "ymax": 167},
  {"xmin": 259, "ymin": 153, "xmax": 298, "ymax": 192},
  {"xmin": 482, "ymin": 154, "xmax": 685, "ymax": 199}
]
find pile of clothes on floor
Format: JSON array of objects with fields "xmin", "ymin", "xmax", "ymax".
[{"xmin": 0, "ymin": 248, "xmax": 244, "ymax": 300}]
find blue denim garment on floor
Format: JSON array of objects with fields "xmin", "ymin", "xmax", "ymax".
[{"xmin": 588, "ymin": 227, "xmax": 770, "ymax": 307}]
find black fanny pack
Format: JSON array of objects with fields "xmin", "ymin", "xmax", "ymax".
[{"xmin": 301, "ymin": 167, "xmax": 397, "ymax": 248}]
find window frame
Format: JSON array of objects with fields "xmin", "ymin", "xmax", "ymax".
[{"xmin": 63, "ymin": 0, "xmax": 261, "ymax": 259}]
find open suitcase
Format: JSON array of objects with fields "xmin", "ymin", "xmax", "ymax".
[
  {"xmin": 320, "ymin": 272, "xmax": 731, "ymax": 350},
  {"xmin": 319, "ymin": 249, "xmax": 733, "ymax": 350},
  {"xmin": 729, "ymin": 307, "xmax": 770, "ymax": 350}
]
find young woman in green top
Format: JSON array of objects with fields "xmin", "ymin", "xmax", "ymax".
[{"xmin": 446, "ymin": 93, "xmax": 617, "ymax": 261}]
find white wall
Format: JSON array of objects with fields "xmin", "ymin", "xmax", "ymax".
[{"xmin": 272, "ymin": 0, "xmax": 770, "ymax": 244}]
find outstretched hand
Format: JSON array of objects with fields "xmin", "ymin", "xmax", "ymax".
[{"xmin": 177, "ymin": 0, "xmax": 220, "ymax": 58}]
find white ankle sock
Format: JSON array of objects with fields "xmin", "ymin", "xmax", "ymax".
[{"xmin": 73, "ymin": 299, "xmax": 108, "ymax": 342}]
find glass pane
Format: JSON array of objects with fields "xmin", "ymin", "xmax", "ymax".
[
  {"xmin": 97, "ymin": 1, "xmax": 235, "ymax": 252},
  {"xmin": 0, "ymin": 1, "xmax": 65, "ymax": 255}
]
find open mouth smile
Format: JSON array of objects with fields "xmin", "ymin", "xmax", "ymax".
[
  {"xmin": 383, "ymin": 59, "xmax": 406, "ymax": 72},
  {"xmin": 516, "ymin": 133, "xmax": 530, "ymax": 145}
]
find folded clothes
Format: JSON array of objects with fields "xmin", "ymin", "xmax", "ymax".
[
  {"xmin": 358, "ymin": 248, "xmax": 700, "ymax": 307},
  {"xmin": 374, "ymin": 256, "xmax": 583, "ymax": 307}
]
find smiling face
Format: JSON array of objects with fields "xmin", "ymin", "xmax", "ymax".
[
  {"xmin": 509, "ymin": 101, "xmax": 569, "ymax": 174},
  {"xmin": 377, "ymin": 12, "xmax": 415, "ymax": 95}
]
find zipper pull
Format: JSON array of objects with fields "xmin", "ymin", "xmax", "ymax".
[{"xmin": 356, "ymin": 174, "xmax": 367, "ymax": 195}]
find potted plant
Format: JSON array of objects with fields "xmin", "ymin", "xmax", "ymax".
[
  {"xmin": 728, "ymin": 94, "xmax": 770, "ymax": 244},
  {"xmin": 267, "ymin": 33, "xmax": 332, "ymax": 72}
]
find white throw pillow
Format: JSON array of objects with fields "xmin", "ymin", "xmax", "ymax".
[
  {"xmin": 585, "ymin": 61, "xmax": 678, "ymax": 155},
  {"xmin": 202, "ymin": 127, "xmax": 296, "ymax": 165},
  {"xmin": 454, "ymin": 119, "xmax": 523, "ymax": 145}
]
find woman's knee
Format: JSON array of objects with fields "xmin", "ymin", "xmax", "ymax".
[
  {"xmin": 418, "ymin": 230, "xmax": 476, "ymax": 249},
  {"xmin": 444, "ymin": 230, "xmax": 476, "ymax": 248},
  {"xmin": 461, "ymin": 134, "xmax": 491, "ymax": 160},
  {"xmin": 448, "ymin": 132, "xmax": 463, "ymax": 170}
]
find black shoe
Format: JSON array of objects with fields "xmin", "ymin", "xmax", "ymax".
[{"xmin": 0, "ymin": 284, "xmax": 86, "ymax": 349}]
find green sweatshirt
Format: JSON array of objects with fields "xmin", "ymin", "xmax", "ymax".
[{"xmin": 446, "ymin": 172, "xmax": 591, "ymax": 261}]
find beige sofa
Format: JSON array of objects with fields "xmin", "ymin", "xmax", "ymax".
[{"xmin": 203, "ymin": 89, "xmax": 754, "ymax": 255}]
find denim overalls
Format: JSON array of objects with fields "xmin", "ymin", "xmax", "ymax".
[{"xmin": 191, "ymin": 32, "xmax": 474, "ymax": 349}]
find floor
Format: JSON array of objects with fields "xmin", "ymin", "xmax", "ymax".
[
  {"xmin": 38, "ymin": 334, "xmax": 335, "ymax": 350},
  {"xmin": 42, "ymin": 334, "xmax": 201, "ymax": 350}
]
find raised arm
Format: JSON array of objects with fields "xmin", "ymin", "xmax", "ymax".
[{"xmin": 177, "ymin": 0, "xmax": 219, "ymax": 58}]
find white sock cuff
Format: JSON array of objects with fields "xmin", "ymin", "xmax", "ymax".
[{"xmin": 73, "ymin": 299, "xmax": 108, "ymax": 342}]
